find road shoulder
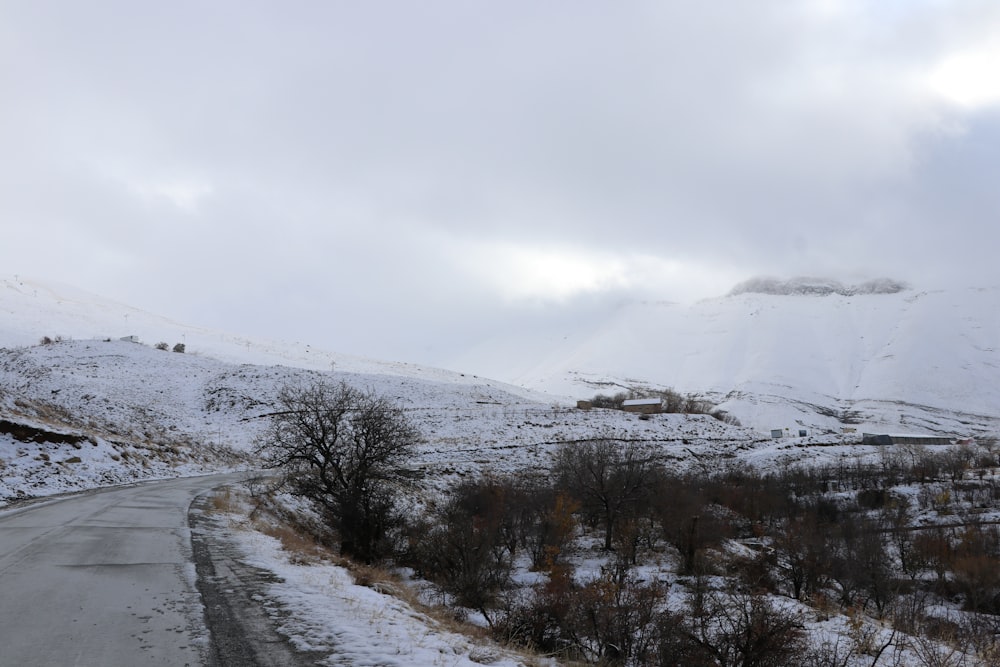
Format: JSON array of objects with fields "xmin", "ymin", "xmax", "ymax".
[{"xmin": 189, "ymin": 490, "xmax": 325, "ymax": 667}]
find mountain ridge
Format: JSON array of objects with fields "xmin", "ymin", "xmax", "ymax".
[
  {"xmin": 3, "ymin": 275, "xmax": 997, "ymax": 437},
  {"xmin": 505, "ymin": 283, "xmax": 1000, "ymax": 435}
]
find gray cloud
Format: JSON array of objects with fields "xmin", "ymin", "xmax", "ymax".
[{"xmin": 2, "ymin": 1, "xmax": 998, "ymax": 368}]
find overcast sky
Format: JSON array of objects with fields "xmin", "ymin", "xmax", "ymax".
[{"xmin": 3, "ymin": 1, "xmax": 998, "ymax": 369}]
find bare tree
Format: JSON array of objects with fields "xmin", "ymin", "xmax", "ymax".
[
  {"xmin": 773, "ymin": 513, "xmax": 828, "ymax": 600},
  {"xmin": 553, "ymin": 439, "xmax": 658, "ymax": 551},
  {"xmin": 255, "ymin": 379, "xmax": 418, "ymax": 562},
  {"xmin": 653, "ymin": 472, "xmax": 734, "ymax": 575}
]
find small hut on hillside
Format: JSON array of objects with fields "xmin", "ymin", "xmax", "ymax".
[{"xmin": 622, "ymin": 398, "xmax": 662, "ymax": 415}]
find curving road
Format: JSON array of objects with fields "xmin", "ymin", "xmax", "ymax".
[{"xmin": 0, "ymin": 473, "xmax": 247, "ymax": 666}]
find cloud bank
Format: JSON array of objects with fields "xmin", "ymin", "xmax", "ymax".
[{"xmin": 2, "ymin": 1, "xmax": 998, "ymax": 368}]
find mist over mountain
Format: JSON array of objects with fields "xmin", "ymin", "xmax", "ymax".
[
  {"xmin": 728, "ymin": 276, "xmax": 910, "ymax": 297},
  {"xmin": 492, "ymin": 281, "xmax": 1000, "ymax": 436}
]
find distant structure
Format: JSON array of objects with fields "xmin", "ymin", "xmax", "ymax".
[
  {"xmin": 119, "ymin": 335, "xmax": 140, "ymax": 343},
  {"xmin": 770, "ymin": 429, "xmax": 784, "ymax": 439},
  {"xmin": 622, "ymin": 398, "xmax": 662, "ymax": 415},
  {"xmin": 862, "ymin": 433, "xmax": 954, "ymax": 446},
  {"xmin": 576, "ymin": 400, "xmax": 593, "ymax": 410}
]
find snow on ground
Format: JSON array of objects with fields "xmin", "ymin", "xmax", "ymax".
[
  {"xmin": 0, "ymin": 429, "xmax": 228, "ymax": 501},
  {"xmin": 0, "ymin": 276, "xmax": 555, "ymax": 403},
  {"xmin": 1, "ymin": 281, "xmax": 980, "ymax": 506},
  {"xmin": 3, "ymin": 335, "xmax": 895, "ymax": 504},
  {"xmin": 0, "ymin": 335, "xmax": 776, "ymax": 504},
  {"xmin": 227, "ymin": 527, "xmax": 539, "ymax": 667}
]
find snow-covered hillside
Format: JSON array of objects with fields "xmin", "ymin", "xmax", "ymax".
[
  {"xmin": 2, "ymin": 275, "xmax": 995, "ymax": 504},
  {"xmin": 0, "ymin": 276, "xmax": 547, "ymax": 397},
  {"xmin": 0, "ymin": 276, "xmax": 772, "ymax": 504},
  {"xmin": 501, "ymin": 282, "xmax": 1000, "ymax": 436}
]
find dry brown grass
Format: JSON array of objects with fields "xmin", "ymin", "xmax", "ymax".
[
  {"xmin": 255, "ymin": 521, "xmax": 334, "ymax": 565},
  {"xmin": 207, "ymin": 487, "xmax": 238, "ymax": 514},
  {"xmin": 343, "ymin": 560, "xmax": 496, "ymax": 642}
]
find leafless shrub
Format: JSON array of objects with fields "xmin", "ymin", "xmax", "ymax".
[
  {"xmin": 685, "ymin": 590, "xmax": 807, "ymax": 667},
  {"xmin": 406, "ymin": 478, "xmax": 517, "ymax": 620}
]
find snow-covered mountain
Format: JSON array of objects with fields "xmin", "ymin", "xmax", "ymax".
[
  {"xmin": 4, "ymin": 275, "xmax": 997, "ymax": 439},
  {"xmin": 504, "ymin": 279, "xmax": 1000, "ymax": 436}
]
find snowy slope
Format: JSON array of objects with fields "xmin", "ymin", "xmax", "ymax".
[
  {"xmin": 0, "ymin": 276, "xmax": 770, "ymax": 504},
  {"xmin": 0, "ymin": 336, "xmax": 774, "ymax": 501},
  {"xmin": 2, "ymin": 273, "xmax": 995, "ymax": 506},
  {"xmin": 506, "ymin": 284, "xmax": 1000, "ymax": 435},
  {"xmin": 0, "ymin": 276, "xmax": 553, "ymax": 402}
]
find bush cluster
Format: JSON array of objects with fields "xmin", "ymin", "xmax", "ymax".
[
  {"xmin": 257, "ymin": 380, "xmax": 1000, "ymax": 664},
  {"xmin": 403, "ymin": 441, "xmax": 1000, "ymax": 664}
]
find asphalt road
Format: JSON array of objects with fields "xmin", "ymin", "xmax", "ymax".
[{"xmin": 0, "ymin": 473, "xmax": 247, "ymax": 667}]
